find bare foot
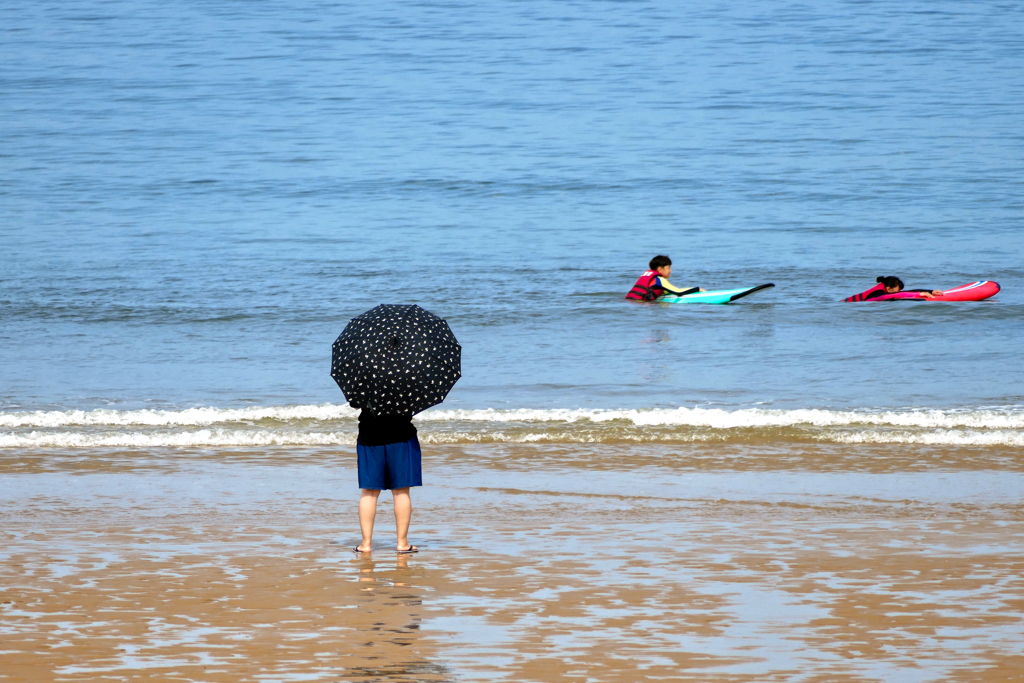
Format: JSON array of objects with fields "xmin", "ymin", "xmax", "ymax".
[{"xmin": 353, "ymin": 545, "xmax": 372, "ymax": 553}]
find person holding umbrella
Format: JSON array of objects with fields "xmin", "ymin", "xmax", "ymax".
[
  {"xmin": 353, "ymin": 410, "xmax": 420, "ymax": 554},
  {"xmin": 331, "ymin": 304, "xmax": 461, "ymax": 554}
]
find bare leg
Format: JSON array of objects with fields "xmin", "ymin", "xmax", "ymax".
[
  {"xmin": 392, "ymin": 488, "xmax": 416, "ymax": 552},
  {"xmin": 357, "ymin": 489, "xmax": 381, "ymax": 552}
]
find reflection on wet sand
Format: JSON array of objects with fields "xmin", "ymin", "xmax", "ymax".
[
  {"xmin": 1, "ymin": 443, "xmax": 1022, "ymax": 681},
  {"xmin": 0, "ymin": 526, "xmax": 454, "ymax": 682}
]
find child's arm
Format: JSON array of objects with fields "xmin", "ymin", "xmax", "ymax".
[{"xmin": 658, "ymin": 277, "xmax": 704, "ymax": 294}]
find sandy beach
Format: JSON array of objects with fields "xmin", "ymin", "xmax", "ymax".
[{"xmin": 2, "ymin": 444, "xmax": 1021, "ymax": 682}]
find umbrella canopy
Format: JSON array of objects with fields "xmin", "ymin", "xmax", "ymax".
[{"xmin": 331, "ymin": 304, "xmax": 461, "ymax": 415}]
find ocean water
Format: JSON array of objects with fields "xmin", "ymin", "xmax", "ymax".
[{"xmin": 2, "ymin": 0, "xmax": 1024, "ymax": 447}]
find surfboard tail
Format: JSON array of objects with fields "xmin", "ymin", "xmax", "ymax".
[{"xmin": 728, "ymin": 283, "xmax": 775, "ymax": 302}]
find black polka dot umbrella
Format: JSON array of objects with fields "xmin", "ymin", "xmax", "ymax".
[{"xmin": 331, "ymin": 304, "xmax": 462, "ymax": 416}]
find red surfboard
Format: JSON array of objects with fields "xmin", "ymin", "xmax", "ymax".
[
  {"xmin": 925, "ymin": 280, "xmax": 1001, "ymax": 302},
  {"xmin": 844, "ymin": 280, "xmax": 1001, "ymax": 302},
  {"xmin": 874, "ymin": 281, "xmax": 1001, "ymax": 302}
]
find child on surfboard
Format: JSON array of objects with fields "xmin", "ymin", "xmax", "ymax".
[
  {"xmin": 626, "ymin": 255, "xmax": 705, "ymax": 301},
  {"xmin": 844, "ymin": 276, "xmax": 944, "ymax": 302}
]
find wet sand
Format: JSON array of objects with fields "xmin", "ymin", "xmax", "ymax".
[{"xmin": 1, "ymin": 444, "xmax": 1022, "ymax": 682}]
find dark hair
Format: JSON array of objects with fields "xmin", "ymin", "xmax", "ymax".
[
  {"xmin": 876, "ymin": 275, "xmax": 904, "ymax": 290},
  {"xmin": 649, "ymin": 255, "xmax": 672, "ymax": 270}
]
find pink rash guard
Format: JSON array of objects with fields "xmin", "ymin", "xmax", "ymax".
[{"xmin": 843, "ymin": 283, "xmax": 927, "ymax": 302}]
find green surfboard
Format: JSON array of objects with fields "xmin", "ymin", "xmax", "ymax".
[{"xmin": 659, "ymin": 283, "xmax": 775, "ymax": 305}]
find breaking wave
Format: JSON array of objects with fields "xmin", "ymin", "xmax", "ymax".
[
  {"xmin": 0, "ymin": 404, "xmax": 359, "ymax": 428},
  {"xmin": 2, "ymin": 404, "xmax": 1023, "ymax": 448}
]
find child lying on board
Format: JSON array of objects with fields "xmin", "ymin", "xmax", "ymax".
[{"xmin": 844, "ymin": 276, "xmax": 943, "ymax": 302}]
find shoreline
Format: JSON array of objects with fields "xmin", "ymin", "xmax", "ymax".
[
  {"xmin": 2, "ymin": 444, "xmax": 1022, "ymax": 681},
  {"xmin": 6, "ymin": 404, "xmax": 1024, "ymax": 451}
]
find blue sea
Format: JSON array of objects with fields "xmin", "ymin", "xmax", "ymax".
[{"xmin": 2, "ymin": 0, "xmax": 1023, "ymax": 448}]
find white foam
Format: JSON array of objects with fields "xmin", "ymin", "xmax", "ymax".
[
  {"xmin": 0, "ymin": 430, "xmax": 355, "ymax": 449},
  {"xmin": 3, "ymin": 404, "xmax": 1024, "ymax": 448},
  {"xmin": 3, "ymin": 404, "xmax": 1024, "ymax": 430},
  {"xmin": 2, "ymin": 427, "xmax": 1023, "ymax": 448},
  {"xmin": 827, "ymin": 430, "xmax": 1024, "ymax": 447},
  {"xmin": 416, "ymin": 406, "xmax": 1024, "ymax": 430},
  {"xmin": 0, "ymin": 404, "xmax": 358, "ymax": 428}
]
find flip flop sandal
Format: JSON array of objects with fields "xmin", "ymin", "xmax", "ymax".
[{"xmin": 396, "ymin": 546, "xmax": 419, "ymax": 554}]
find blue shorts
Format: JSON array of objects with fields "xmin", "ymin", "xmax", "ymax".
[{"xmin": 357, "ymin": 437, "xmax": 422, "ymax": 490}]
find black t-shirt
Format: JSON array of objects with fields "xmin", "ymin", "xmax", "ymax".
[{"xmin": 357, "ymin": 410, "xmax": 417, "ymax": 446}]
